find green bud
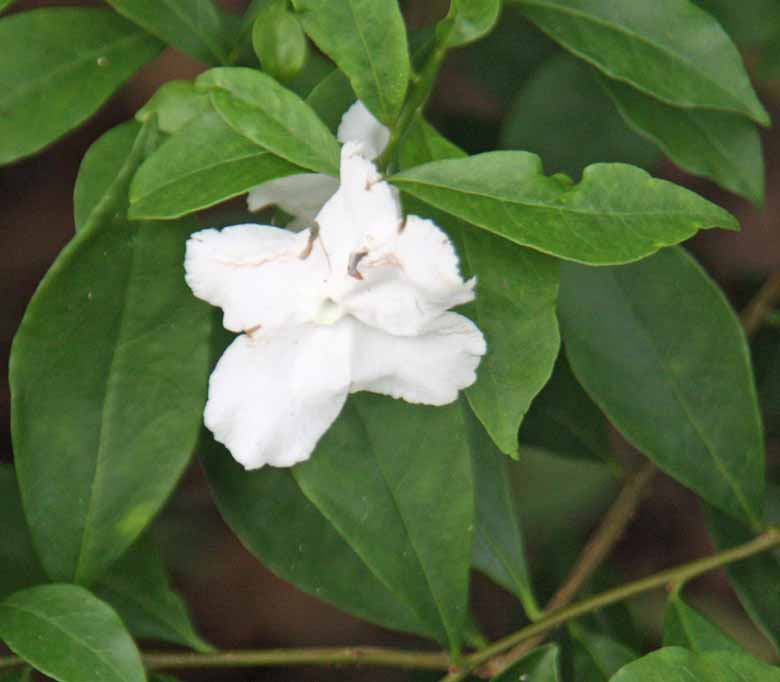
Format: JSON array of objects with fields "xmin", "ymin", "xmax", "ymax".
[{"xmin": 252, "ymin": 2, "xmax": 308, "ymax": 82}]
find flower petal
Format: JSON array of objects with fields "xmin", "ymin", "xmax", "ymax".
[
  {"xmin": 316, "ymin": 143, "xmax": 402, "ymax": 275},
  {"xmin": 185, "ymin": 224, "xmax": 329, "ymax": 333},
  {"xmin": 204, "ymin": 323, "xmax": 353, "ymax": 469},
  {"xmin": 336, "ymin": 215, "xmax": 476, "ymax": 335},
  {"xmin": 349, "ymin": 312, "xmax": 487, "ymax": 405},
  {"xmin": 247, "ymin": 173, "xmax": 338, "ymax": 228},
  {"xmin": 337, "ymin": 101, "xmax": 391, "ymax": 160}
]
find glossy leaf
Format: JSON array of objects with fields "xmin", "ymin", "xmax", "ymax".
[
  {"xmin": 468, "ymin": 406, "xmax": 539, "ymax": 618},
  {"xmin": 559, "ymin": 247, "xmax": 765, "ymax": 526},
  {"xmin": 399, "ymin": 119, "xmax": 561, "ymax": 456},
  {"xmin": 449, "ymin": 0, "xmax": 502, "ymax": 46},
  {"xmin": 0, "ymin": 8, "xmax": 162, "ymax": 166},
  {"xmin": 291, "ymin": 0, "xmax": 410, "ymax": 124},
  {"xmin": 11, "ymin": 122, "xmax": 212, "ymax": 584},
  {"xmin": 493, "ymin": 644, "xmax": 561, "ymax": 681},
  {"xmin": 95, "ymin": 535, "xmax": 213, "ymax": 653},
  {"xmin": 663, "ymin": 590, "xmax": 743, "ymax": 652},
  {"xmin": 197, "ymin": 67, "xmax": 340, "ymax": 174},
  {"xmin": 136, "ymin": 80, "xmax": 212, "ymax": 134},
  {"xmin": 292, "ymin": 395, "xmax": 474, "ymax": 650},
  {"xmin": 105, "ymin": 0, "xmax": 231, "ymax": 64},
  {"xmin": 0, "ymin": 584, "xmax": 145, "ymax": 682},
  {"xmin": 305, "ymin": 69, "xmax": 356, "ymax": 132},
  {"xmin": 0, "ymin": 466, "xmax": 46, "ymax": 600},
  {"xmin": 568, "ymin": 625, "xmax": 637, "ymax": 681},
  {"xmin": 500, "ymin": 56, "xmax": 658, "ymax": 179},
  {"xmin": 201, "ymin": 435, "xmax": 435, "ymax": 640},
  {"xmin": 392, "ymin": 151, "xmax": 738, "ymax": 266},
  {"xmin": 603, "ymin": 77, "xmax": 764, "ymax": 205},
  {"xmin": 74, "ymin": 121, "xmax": 143, "ymax": 232},
  {"xmin": 706, "ymin": 505, "xmax": 780, "ymax": 651},
  {"xmin": 610, "ymin": 647, "xmax": 780, "ymax": 681},
  {"xmin": 516, "ymin": 0, "xmax": 769, "ymax": 125},
  {"xmin": 129, "ymin": 110, "xmax": 301, "ymax": 219},
  {"xmin": 519, "ymin": 354, "xmax": 611, "ymax": 463}
]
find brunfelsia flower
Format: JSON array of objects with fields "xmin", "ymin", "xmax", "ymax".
[{"xmin": 185, "ymin": 144, "xmax": 486, "ymax": 470}]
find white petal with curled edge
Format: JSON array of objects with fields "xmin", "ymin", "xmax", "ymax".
[
  {"xmin": 204, "ymin": 322, "xmax": 354, "ymax": 469},
  {"xmin": 349, "ymin": 312, "xmax": 487, "ymax": 406},
  {"xmin": 185, "ymin": 224, "xmax": 329, "ymax": 333},
  {"xmin": 335, "ymin": 215, "xmax": 476, "ymax": 336},
  {"xmin": 317, "ymin": 143, "xmax": 402, "ymax": 277},
  {"xmin": 337, "ymin": 101, "xmax": 391, "ymax": 160},
  {"xmin": 247, "ymin": 173, "xmax": 339, "ymax": 227}
]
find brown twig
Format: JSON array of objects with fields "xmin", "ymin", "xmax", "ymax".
[{"xmin": 740, "ymin": 272, "xmax": 780, "ymax": 337}]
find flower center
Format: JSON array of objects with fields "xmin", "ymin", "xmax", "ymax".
[{"xmin": 313, "ymin": 298, "xmax": 346, "ymax": 325}]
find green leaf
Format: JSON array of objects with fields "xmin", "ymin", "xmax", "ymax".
[
  {"xmin": 392, "ymin": 152, "xmax": 738, "ymax": 266},
  {"xmin": 105, "ymin": 0, "xmax": 231, "ymax": 64},
  {"xmin": 201, "ymin": 436, "xmax": 435, "ymax": 640},
  {"xmin": 493, "ymin": 644, "xmax": 561, "ymax": 681},
  {"xmin": 0, "ymin": 466, "xmax": 46, "ymax": 600},
  {"xmin": 448, "ymin": 0, "xmax": 502, "ymax": 47},
  {"xmin": 558, "ymin": 247, "xmax": 765, "ymax": 526},
  {"xmin": 568, "ymin": 625, "xmax": 637, "ymax": 681},
  {"xmin": 468, "ymin": 407, "xmax": 539, "ymax": 618},
  {"xmin": 706, "ymin": 505, "xmax": 780, "ymax": 652},
  {"xmin": 10, "ymin": 122, "xmax": 212, "ymax": 584},
  {"xmin": 0, "ymin": 8, "xmax": 162, "ymax": 166},
  {"xmin": 129, "ymin": 110, "xmax": 301, "ymax": 219},
  {"xmin": 95, "ymin": 534, "xmax": 213, "ymax": 653},
  {"xmin": 519, "ymin": 354, "xmax": 611, "ymax": 463},
  {"xmin": 304, "ymin": 69, "xmax": 356, "ymax": 132},
  {"xmin": 252, "ymin": 2, "xmax": 309, "ymax": 81},
  {"xmin": 0, "ymin": 584, "xmax": 145, "ymax": 682},
  {"xmin": 500, "ymin": 55, "xmax": 659, "ymax": 179},
  {"xmin": 136, "ymin": 80, "xmax": 212, "ymax": 134},
  {"xmin": 399, "ymin": 119, "xmax": 561, "ymax": 456},
  {"xmin": 74, "ymin": 121, "xmax": 145, "ymax": 232},
  {"xmin": 0, "ymin": 669, "xmax": 33, "ymax": 682},
  {"xmin": 602, "ymin": 77, "xmax": 764, "ymax": 205},
  {"xmin": 610, "ymin": 647, "xmax": 780, "ymax": 681},
  {"xmin": 197, "ymin": 67, "xmax": 340, "ymax": 174},
  {"xmin": 292, "ymin": 395, "xmax": 474, "ymax": 651},
  {"xmin": 515, "ymin": 0, "xmax": 769, "ymax": 126},
  {"xmin": 291, "ymin": 0, "xmax": 410, "ymax": 124},
  {"xmin": 0, "ymin": 0, "xmax": 16, "ymax": 14},
  {"xmin": 694, "ymin": 0, "xmax": 780, "ymax": 47},
  {"xmin": 663, "ymin": 590, "xmax": 744, "ymax": 652}
]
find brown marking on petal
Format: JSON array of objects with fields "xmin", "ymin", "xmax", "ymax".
[
  {"xmin": 299, "ymin": 224, "xmax": 320, "ymax": 259},
  {"xmin": 348, "ymin": 249, "xmax": 369, "ymax": 280},
  {"xmin": 244, "ymin": 324, "xmax": 262, "ymax": 336}
]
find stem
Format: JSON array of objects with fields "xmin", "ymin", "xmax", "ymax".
[
  {"xmin": 378, "ymin": 13, "xmax": 455, "ymax": 171},
  {"xmin": 440, "ymin": 526, "xmax": 780, "ymax": 682},
  {"xmin": 484, "ymin": 461, "xmax": 657, "ymax": 675},
  {"xmin": 144, "ymin": 647, "xmax": 451, "ymax": 671},
  {"xmin": 741, "ymin": 272, "xmax": 780, "ymax": 337},
  {"xmin": 1, "ymin": 529, "xmax": 779, "ymax": 676}
]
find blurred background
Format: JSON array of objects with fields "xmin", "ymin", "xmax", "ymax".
[{"xmin": 2, "ymin": 1, "xmax": 780, "ymax": 679}]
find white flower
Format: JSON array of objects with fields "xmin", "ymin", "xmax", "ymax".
[
  {"xmin": 185, "ymin": 144, "xmax": 486, "ymax": 470},
  {"xmin": 246, "ymin": 100, "xmax": 391, "ymax": 227}
]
